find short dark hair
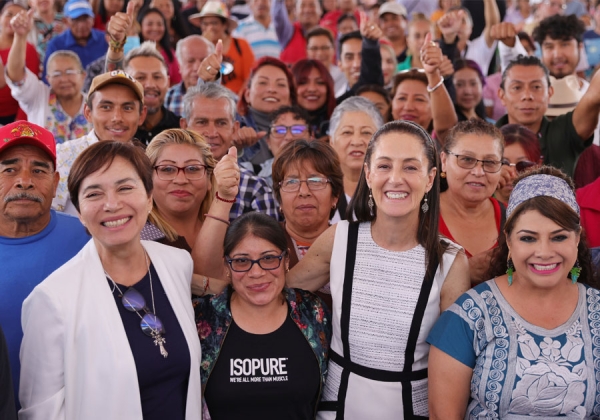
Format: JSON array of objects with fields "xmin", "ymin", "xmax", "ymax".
[
  {"xmin": 306, "ymin": 26, "xmax": 334, "ymax": 46},
  {"xmin": 501, "ymin": 55, "xmax": 551, "ymax": 90},
  {"xmin": 337, "ymin": 13, "xmax": 357, "ymax": 27},
  {"xmin": 444, "ymin": 119, "xmax": 504, "ymax": 155},
  {"xmin": 68, "ymin": 141, "xmax": 153, "ymax": 213},
  {"xmin": 339, "ymin": 30, "xmax": 362, "ymax": 51},
  {"xmin": 272, "ymin": 139, "xmax": 344, "ymax": 218},
  {"xmin": 356, "ymin": 84, "xmax": 392, "ymax": 121},
  {"xmin": 223, "ymin": 212, "xmax": 287, "ymax": 257},
  {"xmin": 487, "ymin": 166, "xmax": 598, "ymax": 287},
  {"xmin": 533, "ymin": 14, "xmax": 585, "ymax": 45},
  {"xmin": 269, "ymin": 105, "xmax": 311, "ymax": 127}
]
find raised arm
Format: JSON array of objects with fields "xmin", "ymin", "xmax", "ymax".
[
  {"xmin": 482, "ymin": 0, "xmax": 501, "ymax": 48},
  {"xmin": 6, "ymin": 8, "xmax": 34, "ymax": 83},
  {"xmin": 349, "ymin": 10, "xmax": 383, "ymax": 93},
  {"xmin": 490, "ymin": 22, "xmax": 529, "ymax": 72},
  {"xmin": 104, "ymin": 1, "xmax": 136, "ymax": 72},
  {"xmin": 421, "ymin": 33, "xmax": 457, "ymax": 145},
  {"xmin": 272, "ymin": 0, "xmax": 294, "ymax": 48},
  {"xmin": 192, "ymin": 147, "xmax": 239, "ymax": 280},
  {"xmin": 572, "ymin": 66, "xmax": 600, "ymax": 140},
  {"xmin": 286, "ymin": 224, "xmax": 336, "ymax": 292}
]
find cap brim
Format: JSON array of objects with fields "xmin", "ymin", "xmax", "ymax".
[
  {"xmin": 0, "ymin": 138, "xmax": 56, "ymax": 166},
  {"xmin": 91, "ymin": 78, "xmax": 144, "ymax": 102},
  {"xmin": 66, "ymin": 9, "xmax": 94, "ymax": 19}
]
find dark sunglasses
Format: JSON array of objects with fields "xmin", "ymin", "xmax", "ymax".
[
  {"xmin": 502, "ymin": 160, "xmax": 536, "ymax": 173},
  {"xmin": 120, "ymin": 287, "xmax": 165, "ymax": 337}
]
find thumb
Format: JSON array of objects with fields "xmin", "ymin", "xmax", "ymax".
[
  {"xmin": 257, "ymin": 130, "xmax": 267, "ymax": 138},
  {"xmin": 215, "ymin": 39, "xmax": 223, "ymax": 62},
  {"xmin": 126, "ymin": 0, "xmax": 136, "ymax": 17},
  {"xmin": 359, "ymin": 10, "xmax": 367, "ymax": 28},
  {"xmin": 228, "ymin": 146, "xmax": 237, "ymax": 160},
  {"xmin": 424, "ymin": 32, "xmax": 432, "ymax": 45},
  {"xmin": 27, "ymin": 8, "xmax": 36, "ymax": 18}
]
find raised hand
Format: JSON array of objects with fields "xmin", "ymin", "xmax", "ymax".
[
  {"xmin": 439, "ymin": 55, "xmax": 454, "ymax": 78},
  {"xmin": 213, "ymin": 146, "xmax": 240, "ymax": 202},
  {"xmin": 359, "ymin": 10, "xmax": 382, "ymax": 41},
  {"xmin": 420, "ymin": 32, "xmax": 443, "ymax": 76},
  {"xmin": 489, "ymin": 22, "xmax": 517, "ymax": 48},
  {"xmin": 437, "ymin": 10, "xmax": 463, "ymax": 42},
  {"xmin": 10, "ymin": 8, "xmax": 35, "ymax": 39},
  {"xmin": 107, "ymin": 0, "xmax": 135, "ymax": 43},
  {"xmin": 197, "ymin": 39, "xmax": 223, "ymax": 82},
  {"xmin": 232, "ymin": 126, "xmax": 266, "ymax": 150}
]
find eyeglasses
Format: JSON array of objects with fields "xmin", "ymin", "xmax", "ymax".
[
  {"xmin": 225, "ymin": 250, "xmax": 287, "ymax": 272},
  {"xmin": 446, "ymin": 151, "xmax": 503, "ymax": 173},
  {"xmin": 279, "ymin": 177, "xmax": 331, "ymax": 192},
  {"xmin": 502, "ymin": 159, "xmax": 536, "ymax": 173},
  {"xmin": 270, "ymin": 124, "xmax": 309, "ymax": 138},
  {"xmin": 307, "ymin": 46, "xmax": 332, "ymax": 52},
  {"xmin": 48, "ymin": 69, "xmax": 83, "ymax": 79},
  {"xmin": 154, "ymin": 164, "xmax": 207, "ymax": 180},
  {"xmin": 120, "ymin": 287, "xmax": 166, "ymax": 338}
]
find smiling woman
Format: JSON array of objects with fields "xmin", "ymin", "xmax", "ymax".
[{"xmin": 19, "ymin": 141, "xmax": 202, "ymax": 419}]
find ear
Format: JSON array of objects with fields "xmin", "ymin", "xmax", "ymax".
[
  {"xmin": 84, "ymin": 103, "xmax": 92, "ymax": 122},
  {"xmin": 498, "ymin": 87, "xmax": 506, "ymax": 108},
  {"xmin": 548, "ymin": 84, "xmax": 554, "ymax": 99},
  {"xmin": 426, "ymin": 166, "xmax": 437, "ymax": 192},
  {"xmin": 364, "ymin": 162, "xmax": 371, "ymax": 189},
  {"xmin": 440, "ymin": 150, "xmax": 448, "ymax": 173},
  {"xmin": 243, "ymin": 87, "xmax": 251, "ymax": 105},
  {"xmin": 180, "ymin": 117, "xmax": 188, "ymax": 129},
  {"xmin": 51, "ymin": 171, "xmax": 60, "ymax": 198},
  {"xmin": 138, "ymin": 105, "xmax": 148, "ymax": 127}
]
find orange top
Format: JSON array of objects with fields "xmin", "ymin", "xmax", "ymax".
[{"xmin": 222, "ymin": 37, "xmax": 255, "ymax": 95}]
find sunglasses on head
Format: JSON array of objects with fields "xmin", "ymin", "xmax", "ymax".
[{"xmin": 502, "ymin": 159, "xmax": 536, "ymax": 173}]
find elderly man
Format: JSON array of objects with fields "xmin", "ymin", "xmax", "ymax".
[
  {"xmin": 52, "ymin": 70, "xmax": 146, "ymax": 214},
  {"xmin": 6, "ymin": 8, "xmax": 91, "ymax": 143},
  {"xmin": 180, "ymin": 82, "xmax": 278, "ymax": 221},
  {"xmin": 43, "ymin": 0, "xmax": 107, "ymax": 80},
  {"xmin": 272, "ymin": 0, "xmax": 321, "ymax": 64},
  {"xmin": 495, "ymin": 55, "xmax": 599, "ymax": 178},
  {"xmin": 166, "ymin": 36, "xmax": 215, "ymax": 117},
  {"xmin": 0, "ymin": 121, "xmax": 88, "ymax": 411}
]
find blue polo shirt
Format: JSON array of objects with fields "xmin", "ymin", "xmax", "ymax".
[{"xmin": 43, "ymin": 28, "xmax": 108, "ymax": 80}]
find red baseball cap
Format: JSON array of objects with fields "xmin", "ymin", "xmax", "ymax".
[{"xmin": 0, "ymin": 121, "xmax": 57, "ymax": 167}]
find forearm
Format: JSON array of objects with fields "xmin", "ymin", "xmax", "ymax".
[
  {"xmin": 351, "ymin": 37, "xmax": 383, "ymax": 92},
  {"xmin": 573, "ymin": 70, "xmax": 600, "ymax": 139},
  {"xmin": 191, "ymin": 274, "xmax": 229, "ymax": 296},
  {"xmin": 6, "ymin": 35, "xmax": 28, "ymax": 82},
  {"xmin": 498, "ymin": 37, "xmax": 527, "ymax": 72},
  {"xmin": 105, "ymin": 50, "xmax": 124, "ymax": 72},
  {"xmin": 483, "ymin": 0, "xmax": 501, "ymax": 46},
  {"xmin": 272, "ymin": 0, "xmax": 294, "ymax": 47},
  {"xmin": 428, "ymin": 72, "xmax": 457, "ymax": 145},
  {"xmin": 192, "ymin": 199, "xmax": 232, "ymax": 279}
]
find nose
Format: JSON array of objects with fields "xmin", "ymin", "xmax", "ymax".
[
  {"xmin": 103, "ymin": 190, "xmax": 123, "ymax": 211},
  {"xmin": 247, "ymin": 260, "xmax": 266, "ymax": 277},
  {"xmin": 470, "ymin": 161, "xmax": 486, "ymax": 176},
  {"xmin": 15, "ymin": 169, "xmax": 34, "ymax": 189},
  {"xmin": 352, "ymin": 57, "xmax": 361, "ymax": 69},
  {"xmin": 203, "ymin": 122, "xmax": 218, "ymax": 138},
  {"xmin": 111, "ymin": 107, "xmax": 124, "ymax": 122},
  {"xmin": 535, "ymin": 237, "xmax": 554, "ymax": 258},
  {"xmin": 388, "ymin": 165, "xmax": 404, "ymax": 184},
  {"xmin": 173, "ymin": 168, "xmax": 189, "ymax": 183},
  {"xmin": 298, "ymin": 180, "xmax": 312, "ymax": 196}
]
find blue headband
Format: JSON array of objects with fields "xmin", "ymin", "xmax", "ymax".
[{"xmin": 506, "ymin": 174, "xmax": 579, "ymax": 219}]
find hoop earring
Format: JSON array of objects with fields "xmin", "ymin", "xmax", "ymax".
[
  {"xmin": 421, "ymin": 195, "xmax": 429, "ymax": 213},
  {"xmin": 368, "ymin": 189, "xmax": 374, "ymax": 214},
  {"xmin": 570, "ymin": 260, "xmax": 581, "ymax": 284},
  {"xmin": 506, "ymin": 256, "xmax": 514, "ymax": 286}
]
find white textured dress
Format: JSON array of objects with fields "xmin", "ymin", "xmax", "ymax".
[{"xmin": 317, "ymin": 221, "xmax": 459, "ymax": 419}]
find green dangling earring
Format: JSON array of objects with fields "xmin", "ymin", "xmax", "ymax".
[
  {"xmin": 506, "ymin": 257, "xmax": 514, "ymax": 286},
  {"xmin": 570, "ymin": 260, "xmax": 582, "ymax": 284}
]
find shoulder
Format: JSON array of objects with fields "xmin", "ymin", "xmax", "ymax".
[
  {"xmin": 144, "ymin": 240, "xmax": 192, "ymax": 265},
  {"xmin": 285, "ymin": 287, "xmax": 330, "ymax": 328},
  {"xmin": 54, "ymin": 212, "xmax": 89, "ymax": 237}
]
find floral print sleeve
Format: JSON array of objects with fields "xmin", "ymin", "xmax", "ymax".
[{"xmin": 427, "ymin": 280, "xmax": 600, "ymax": 419}]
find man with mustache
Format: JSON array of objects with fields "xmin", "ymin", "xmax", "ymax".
[{"xmin": 0, "ymin": 121, "xmax": 89, "ymax": 412}]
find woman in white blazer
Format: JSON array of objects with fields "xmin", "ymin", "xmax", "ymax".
[{"xmin": 19, "ymin": 141, "xmax": 202, "ymax": 420}]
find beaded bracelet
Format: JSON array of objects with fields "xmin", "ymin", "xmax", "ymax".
[{"xmin": 215, "ymin": 191, "xmax": 236, "ymax": 203}]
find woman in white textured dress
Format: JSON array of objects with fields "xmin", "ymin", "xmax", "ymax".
[{"xmin": 287, "ymin": 120, "xmax": 471, "ymax": 419}]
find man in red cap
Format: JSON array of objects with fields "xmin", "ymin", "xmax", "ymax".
[{"xmin": 0, "ymin": 121, "xmax": 88, "ymax": 412}]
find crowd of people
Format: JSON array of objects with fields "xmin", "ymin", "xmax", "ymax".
[{"xmin": 1, "ymin": 0, "xmax": 600, "ymax": 418}]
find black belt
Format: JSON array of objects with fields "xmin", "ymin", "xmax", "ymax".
[{"xmin": 329, "ymin": 350, "xmax": 428, "ymax": 383}]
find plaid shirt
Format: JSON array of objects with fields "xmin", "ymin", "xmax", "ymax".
[
  {"xmin": 165, "ymin": 82, "xmax": 186, "ymax": 118},
  {"xmin": 230, "ymin": 167, "xmax": 279, "ymax": 221}
]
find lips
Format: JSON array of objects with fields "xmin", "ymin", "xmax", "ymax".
[
  {"xmin": 349, "ymin": 150, "xmax": 364, "ymax": 158},
  {"xmin": 262, "ymin": 97, "xmax": 279, "ymax": 102},
  {"xmin": 101, "ymin": 216, "xmax": 132, "ymax": 228},
  {"xmin": 530, "ymin": 263, "xmax": 560, "ymax": 275},
  {"xmin": 385, "ymin": 192, "xmax": 408, "ymax": 199},
  {"xmin": 399, "ymin": 114, "xmax": 418, "ymax": 121},
  {"xmin": 246, "ymin": 282, "xmax": 271, "ymax": 292},
  {"xmin": 169, "ymin": 190, "xmax": 192, "ymax": 197},
  {"xmin": 466, "ymin": 182, "xmax": 485, "ymax": 188},
  {"xmin": 296, "ymin": 204, "xmax": 316, "ymax": 211}
]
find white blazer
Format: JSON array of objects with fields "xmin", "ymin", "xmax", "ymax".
[{"xmin": 18, "ymin": 240, "xmax": 202, "ymax": 420}]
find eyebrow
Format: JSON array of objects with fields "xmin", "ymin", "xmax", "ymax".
[
  {"xmin": 375, "ymin": 156, "xmax": 421, "ymax": 163},
  {"xmin": 516, "ymin": 228, "xmax": 567, "ymax": 234},
  {"xmin": 0, "ymin": 158, "xmax": 51, "ymax": 169},
  {"xmin": 0, "ymin": 158, "xmax": 19, "ymax": 165},
  {"xmin": 231, "ymin": 249, "xmax": 280, "ymax": 258},
  {"xmin": 81, "ymin": 177, "xmax": 138, "ymax": 193},
  {"xmin": 157, "ymin": 159, "xmax": 203, "ymax": 164}
]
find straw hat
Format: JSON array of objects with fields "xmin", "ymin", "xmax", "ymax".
[
  {"xmin": 546, "ymin": 75, "xmax": 583, "ymax": 117},
  {"xmin": 188, "ymin": 1, "xmax": 238, "ymax": 31}
]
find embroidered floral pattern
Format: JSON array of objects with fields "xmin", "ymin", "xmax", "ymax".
[{"xmin": 46, "ymin": 93, "xmax": 91, "ymax": 144}]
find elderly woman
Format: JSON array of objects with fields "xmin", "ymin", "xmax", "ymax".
[
  {"xmin": 237, "ymin": 56, "xmax": 296, "ymax": 165},
  {"xmin": 439, "ymin": 119, "xmax": 507, "ymax": 284},
  {"xmin": 288, "ymin": 120, "xmax": 470, "ymax": 418},
  {"xmin": 145, "ymin": 129, "xmax": 216, "ymax": 250},
  {"xmin": 19, "ymin": 141, "xmax": 201, "ymax": 419},
  {"xmin": 195, "ymin": 211, "xmax": 331, "ymax": 419},
  {"xmin": 428, "ymin": 166, "xmax": 600, "ymax": 419},
  {"xmin": 328, "ymin": 96, "xmax": 383, "ymax": 221},
  {"xmin": 292, "ymin": 59, "xmax": 336, "ymax": 140},
  {"xmin": 495, "ymin": 124, "xmax": 541, "ymax": 206}
]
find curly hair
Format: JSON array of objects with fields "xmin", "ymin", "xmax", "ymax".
[
  {"xmin": 533, "ymin": 14, "xmax": 585, "ymax": 45},
  {"xmin": 486, "ymin": 166, "xmax": 598, "ymax": 288}
]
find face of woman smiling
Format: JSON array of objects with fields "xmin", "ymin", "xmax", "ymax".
[
  {"xmin": 78, "ymin": 157, "xmax": 152, "ymax": 254},
  {"xmin": 141, "ymin": 12, "xmax": 165, "ymax": 42},
  {"xmin": 245, "ymin": 65, "xmax": 291, "ymax": 114},
  {"xmin": 331, "ymin": 111, "xmax": 377, "ymax": 177},
  {"xmin": 227, "ymin": 234, "xmax": 288, "ymax": 308},
  {"xmin": 152, "ymin": 143, "xmax": 210, "ymax": 220},
  {"xmin": 392, "ymin": 79, "xmax": 432, "ymax": 130},
  {"xmin": 507, "ymin": 209, "xmax": 579, "ymax": 291},
  {"xmin": 296, "ymin": 67, "xmax": 328, "ymax": 112},
  {"xmin": 453, "ymin": 67, "xmax": 483, "ymax": 113}
]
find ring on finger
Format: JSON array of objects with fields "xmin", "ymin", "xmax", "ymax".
[
  {"xmin": 370, "ymin": 25, "xmax": 375, "ymax": 30},
  {"xmin": 207, "ymin": 65, "xmax": 212, "ymax": 72}
]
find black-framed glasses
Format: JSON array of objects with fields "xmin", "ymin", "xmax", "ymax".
[
  {"xmin": 446, "ymin": 151, "xmax": 503, "ymax": 173},
  {"xmin": 226, "ymin": 250, "xmax": 287, "ymax": 272},
  {"xmin": 154, "ymin": 164, "xmax": 207, "ymax": 181},
  {"xmin": 270, "ymin": 124, "xmax": 309, "ymax": 138},
  {"xmin": 279, "ymin": 177, "xmax": 331, "ymax": 192},
  {"xmin": 502, "ymin": 159, "xmax": 536, "ymax": 173},
  {"xmin": 120, "ymin": 287, "xmax": 166, "ymax": 337}
]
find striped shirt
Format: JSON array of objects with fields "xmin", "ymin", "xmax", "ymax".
[{"xmin": 233, "ymin": 16, "xmax": 281, "ymax": 59}]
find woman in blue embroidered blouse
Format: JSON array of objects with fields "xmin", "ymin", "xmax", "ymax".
[
  {"xmin": 427, "ymin": 166, "xmax": 600, "ymax": 419},
  {"xmin": 194, "ymin": 211, "xmax": 331, "ymax": 419}
]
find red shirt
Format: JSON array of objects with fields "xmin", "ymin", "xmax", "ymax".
[
  {"xmin": 439, "ymin": 197, "xmax": 502, "ymax": 258},
  {"xmin": 280, "ymin": 22, "xmax": 307, "ymax": 65},
  {"xmin": 577, "ymin": 177, "xmax": 600, "ymax": 248},
  {"xmin": 0, "ymin": 43, "xmax": 40, "ymax": 120},
  {"xmin": 319, "ymin": 9, "xmax": 361, "ymax": 39}
]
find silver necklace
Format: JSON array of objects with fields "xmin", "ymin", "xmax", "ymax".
[{"xmin": 105, "ymin": 249, "xmax": 168, "ymax": 358}]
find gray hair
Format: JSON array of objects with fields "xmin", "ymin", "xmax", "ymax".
[
  {"xmin": 47, "ymin": 50, "xmax": 83, "ymax": 70},
  {"xmin": 124, "ymin": 41, "xmax": 167, "ymax": 73},
  {"xmin": 329, "ymin": 96, "xmax": 384, "ymax": 141},
  {"xmin": 182, "ymin": 82, "xmax": 237, "ymax": 122},
  {"xmin": 175, "ymin": 35, "xmax": 215, "ymax": 66}
]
